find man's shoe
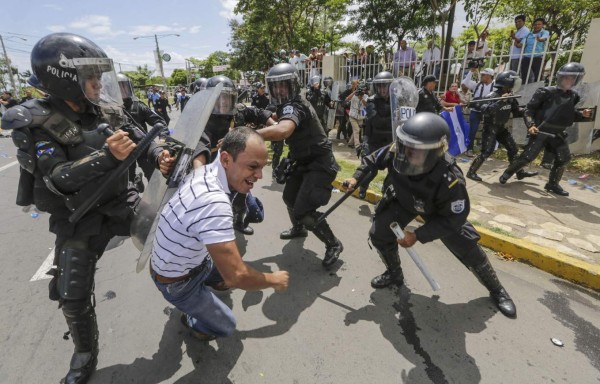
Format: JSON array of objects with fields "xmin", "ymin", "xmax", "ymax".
[
  {"xmin": 490, "ymin": 289, "xmax": 517, "ymax": 318},
  {"xmin": 64, "ymin": 351, "xmax": 98, "ymax": 384},
  {"xmin": 234, "ymin": 222, "xmax": 254, "ymax": 235},
  {"xmin": 516, "ymin": 170, "xmax": 538, "ymax": 180},
  {"xmin": 322, "ymin": 239, "xmax": 343, "ymax": 267},
  {"xmin": 280, "ymin": 226, "xmax": 309, "ymax": 240},
  {"xmin": 466, "ymin": 150, "xmax": 475, "ymax": 157},
  {"xmin": 467, "ymin": 172, "xmax": 482, "ymax": 182},
  {"xmin": 180, "ymin": 314, "xmax": 216, "ymax": 341},
  {"xmin": 358, "ymin": 189, "xmax": 367, "ymax": 199},
  {"xmin": 370, "ymin": 269, "xmax": 404, "ymax": 289},
  {"xmin": 544, "ymin": 183, "xmax": 569, "ymax": 196}
]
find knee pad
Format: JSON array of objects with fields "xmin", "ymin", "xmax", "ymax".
[
  {"xmin": 62, "ymin": 299, "xmax": 93, "ymax": 319},
  {"xmin": 58, "ymin": 248, "xmax": 97, "ymax": 301},
  {"xmin": 299, "ymin": 211, "xmax": 321, "ymax": 231}
]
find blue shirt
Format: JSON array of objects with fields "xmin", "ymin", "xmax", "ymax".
[{"xmin": 523, "ymin": 29, "xmax": 549, "ymax": 57}]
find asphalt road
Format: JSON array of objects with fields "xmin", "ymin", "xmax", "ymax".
[{"xmin": 1, "ymin": 142, "xmax": 599, "ymax": 383}]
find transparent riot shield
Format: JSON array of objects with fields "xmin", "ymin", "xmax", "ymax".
[{"xmin": 390, "ymin": 76, "xmax": 419, "ymax": 140}]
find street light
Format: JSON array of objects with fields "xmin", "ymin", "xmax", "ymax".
[
  {"xmin": 0, "ymin": 34, "xmax": 27, "ymax": 92},
  {"xmin": 133, "ymin": 33, "xmax": 180, "ymax": 90}
]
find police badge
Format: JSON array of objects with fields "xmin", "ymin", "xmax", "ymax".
[{"xmin": 451, "ymin": 199, "xmax": 465, "ymax": 214}]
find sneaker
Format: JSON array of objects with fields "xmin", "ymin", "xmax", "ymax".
[{"xmin": 180, "ymin": 314, "xmax": 216, "ymax": 341}]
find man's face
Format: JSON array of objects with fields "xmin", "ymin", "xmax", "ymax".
[
  {"xmin": 83, "ymin": 75, "xmax": 102, "ymax": 101},
  {"xmin": 272, "ymin": 81, "xmax": 289, "ymax": 100},
  {"xmin": 481, "ymin": 74, "xmax": 493, "ymax": 84},
  {"xmin": 533, "ymin": 21, "xmax": 544, "ymax": 32},
  {"xmin": 515, "ymin": 18, "xmax": 525, "ymax": 29},
  {"xmin": 222, "ymin": 137, "xmax": 268, "ymax": 194},
  {"xmin": 425, "ymin": 81, "xmax": 436, "ymax": 91},
  {"xmin": 400, "ymin": 40, "xmax": 407, "ymax": 50},
  {"xmin": 468, "ymin": 44, "xmax": 475, "ymax": 53},
  {"xmin": 258, "ymin": 86, "xmax": 265, "ymax": 95},
  {"xmin": 559, "ymin": 75, "xmax": 577, "ymax": 90},
  {"xmin": 376, "ymin": 83, "xmax": 389, "ymax": 100},
  {"xmin": 405, "ymin": 146, "xmax": 428, "ymax": 168}
]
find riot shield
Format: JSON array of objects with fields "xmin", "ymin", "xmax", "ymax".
[
  {"xmin": 326, "ymin": 81, "xmax": 341, "ymax": 132},
  {"xmin": 130, "ymin": 83, "xmax": 223, "ymax": 273},
  {"xmin": 390, "ymin": 76, "xmax": 419, "ymax": 140}
]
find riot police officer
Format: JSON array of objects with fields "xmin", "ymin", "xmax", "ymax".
[
  {"xmin": 359, "ymin": 71, "xmax": 394, "ymax": 199},
  {"xmin": 256, "ymin": 63, "xmax": 343, "ymax": 267},
  {"xmin": 343, "ymin": 113, "xmax": 516, "ymax": 318},
  {"xmin": 251, "ymin": 82, "xmax": 270, "ymax": 109},
  {"xmin": 499, "ymin": 63, "xmax": 593, "ymax": 196},
  {"xmin": 117, "ymin": 74, "xmax": 167, "ymax": 183},
  {"xmin": 198, "ymin": 75, "xmax": 272, "ymax": 235},
  {"xmin": 191, "ymin": 77, "xmax": 208, "ymax": 94},
  {"xmin": 1, "ymin": 33, "xmax": 172, "ymax": 384},
  {"xmin": 466, "ymin": 71, "xmax": 537, "ymax": 182},
  {"xmin": 306, "ymin": 75, "xmax": 332, "ymax": 130}
]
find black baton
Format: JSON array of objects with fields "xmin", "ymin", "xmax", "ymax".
[
  {"xmin": 68, "ymin": 122, "xmax": 165, "ymax": 223},
  {"xmin": 315, "ymin": 171, "xmax": 374, "ymax": 226}
]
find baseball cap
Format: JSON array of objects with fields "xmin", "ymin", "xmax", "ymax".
[{"xmin": 481, "ymin": 68, "xmax": 495, "ymax": 76}]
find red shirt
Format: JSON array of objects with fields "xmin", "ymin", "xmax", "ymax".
[{"xmin": 442, "ymin": 91, "xmax": 461, "ymax": 104}]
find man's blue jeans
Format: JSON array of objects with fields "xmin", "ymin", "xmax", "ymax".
[{"xmin": 153, "ymin": 259, "xmax": 236, "ymax": 338}]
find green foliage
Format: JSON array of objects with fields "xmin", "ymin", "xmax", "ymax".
[
  {"xmin": 229, "ymin": 0, "xmax": 350, "ymax": 72},
  {"xmin": 169, "ymin": 68, "xmax": 188, "ymax": 86},
  {"xmin": 188, "ymin": 51, "xmax": 240, "ymax": 81}
]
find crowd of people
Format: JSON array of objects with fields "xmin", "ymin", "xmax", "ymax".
[{"xmin": 0, "ymin": 25, "xmax": 594, "ymax": 384}]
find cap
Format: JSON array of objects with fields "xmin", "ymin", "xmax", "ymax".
[
  {"xmin": 481, "ymin": 68, "xmax": 495, "ymax": 76},
  {"xmin": 422, "ymin": 75, "xmax": 438, "ymax": 85}
]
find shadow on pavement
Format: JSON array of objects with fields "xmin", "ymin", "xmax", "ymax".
[{"xmin": 345, "ymin": 287, "xmax": 497, "ymax": 384}]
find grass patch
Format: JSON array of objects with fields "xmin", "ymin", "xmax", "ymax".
[
  {"xmin": 336, "ymin": 158, "xmax": 388, "ymax": 193},
  {"xmin": 489, "ymin": 148, "xmax": 600, "ymax": 174}
]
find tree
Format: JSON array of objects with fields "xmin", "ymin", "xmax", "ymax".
[
  {"xmin": 187, "ymin": 51, "xmax": 240, "ymax": 81},
  {"xmin": 169, "ymin": 68, "xmax": 188, "ymax": 86}
]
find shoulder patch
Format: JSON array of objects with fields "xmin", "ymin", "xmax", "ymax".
[
  {"xmin": 282, "ymin": 105, "xmax": 294, "ymax": 115},
  {"xmin": 451, "ymin": 199, "xmax": 466, "ymax": 214}
]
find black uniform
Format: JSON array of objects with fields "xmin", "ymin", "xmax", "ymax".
[
  {"xmin": 467, "ymin": 91, "xmax": 524, "ymax": 180},
  {"xmin": 306, "ymin": 88, "xmax": 331, "ymax": 130},
  {"xmin": 2, "ymin": 96, "xmax": 164, "ymax": 380},
  {"xmin": 124, "ymin": 99, "xmax": 167, "ymax": 181},
  {"xmin": 276, "ymin": 97, "xmax": 343, "ymax": 266},
  {"xmin": 416, "ymin": 88, "xmax": 443, "ymax": 114},
  {"xmin": 500, "ymin": 86, "xmax": 589, "ymax": 192},
  {"xmin": 251, "ymin": 92, "xmax": 270, "ymax": 109}
]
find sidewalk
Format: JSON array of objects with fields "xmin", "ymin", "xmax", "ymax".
[{"xmin": 329, "ymin": 136, "xmax": 600, "ymax": 291}]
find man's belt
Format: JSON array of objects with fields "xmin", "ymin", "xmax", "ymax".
[{"xmin": 150, "ymin": 258, "xmax": 209, "ymax": 284}]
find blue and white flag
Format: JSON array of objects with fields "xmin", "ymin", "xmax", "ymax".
[{"xmin": 441, "ymin": 106, "xmax": 470, "ymax": 156}]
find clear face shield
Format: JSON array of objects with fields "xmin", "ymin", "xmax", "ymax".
[
  {"xmin": 212, "ymin": 87, "xmax": 237, "ymax": 115},
  {"xmin": 393, "ymin": 125, "xmax": 447, "ymax": 176},
  {"xmin": 371, "ymin": 79, "xmax": 393, "ymax": 99},
  {"xmin": 267, "ymin": 72, "xmax": 298, "ymax": 105},
  {"xmin": 557, "ymin": 72, "xmax": 584, "ymax": 91},
  {"xmin": 118, "ymin": 79, "xmax": 135, "ymax": 100},
  {"xmin": 511, "ymin": 76, "xmax": 523, "ymax": 93}
]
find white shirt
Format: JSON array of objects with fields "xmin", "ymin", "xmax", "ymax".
[
  {"xmin": 295, "ymin": 54, "xmax": 308, "ymax": 70},
  {"xmin": 150, "ymin": 156, "xmax": 235, "ymax": 277},
  {"xmin": 422, "ymin": 47, "xmax": 441, "ymax": 64},
  {"xmin": 461, "ymin": 71, "xmax": 493, "ymax": 111},
  {"xmin": 510, "ymin": 26, "xmax": 530, "ymax": 59}
]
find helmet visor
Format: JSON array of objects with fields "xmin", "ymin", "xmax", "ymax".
[
  {"xmin": 557, "ymin": 72, "xmax": 584, "ymax": 90},
  {"xmin": 73, "ymin": 58, "xmax": 122, "ymax": 107},
  {"xmin": 118, "ymin": 79, "xmax": 135, "ymax": 100},
  {"xmin": 511, "ymin": 76, "xmax": 523, "ymax": 93},
  {"xmin": 268, "ymin": 78, "xmax": 298, "ymax": 105},
  {"xmin": 393, "ymin": 139, "xmax": 445, "ymax": 176},
  {"xmin": 212, "ymin": 88, "xmax": 237, "ymax": 115}
]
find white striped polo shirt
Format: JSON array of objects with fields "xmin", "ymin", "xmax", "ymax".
[{"xmin": 150, "ymin": 157, "xmax": 235, "ymax": 277}]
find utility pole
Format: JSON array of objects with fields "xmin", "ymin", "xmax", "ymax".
[
  {"xmin": 133, "ymin": 33, "xmax": 180, "ymax": 91},
  {"xmin": 0, "ymin": 35, "xmax": 17, "ymax": 92}
]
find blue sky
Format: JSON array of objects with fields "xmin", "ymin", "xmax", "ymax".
[
  {"xmin": 1, "ymin": 0, "xmax": 470, "ymax": 78},
  {"xmin": 1, "ymin": 0, "xmax": 238, "ymax": 76}
]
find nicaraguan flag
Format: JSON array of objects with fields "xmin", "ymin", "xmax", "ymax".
[{"xmin": 441, "ymin": 106, "xmax": 469, "ymax": 156}]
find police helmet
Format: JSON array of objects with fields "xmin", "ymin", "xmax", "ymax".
[
  {"xmin": 194, "ymin": 77, "xmax": 208, "ymax": 93},
  {"xmin": 393, "ymin": 112, "xmax": 450, "ymax": 176},
  {"xmin": 556, "ymin": 62, "xmax": 585, "ymax": 90},
  {"xmin": 117, "ymin": 73, "xmax": 135, "ymax": 100},
  {"xmin": 421, "ymin": 75, "xmax": 438, "ymax": 87},
  {"xmin": 266, "ymin": 63, "xmax": 300, "ymax": 105},
  {"xmin": 31, "ymin": 33, "xmax": 119, "ymax": 106},
  {"xmin": 27, "ymin": 74, "xmax": 46, "ymax": 92},
  {"xmin": 205, "ymin": 75, "xmax": 237, "ymax": 115},
  {"xmin": 493, "ymin": 70, "xmax": 522, "ymax": 92},
  {"xmin": 371, "ymin": 71, "xmax": 394, "ymax": 99}
]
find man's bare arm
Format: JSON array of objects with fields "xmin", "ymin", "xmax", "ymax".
[
  {"xmin": 256, "ymin": 119, "xmax": 296, "ymax": 141},
  {"xmin": 207, "ymin": 241, "xmax": 288, "ymax": 291}
]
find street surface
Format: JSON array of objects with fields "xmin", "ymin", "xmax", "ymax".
[{"xmin": 0, "ymin": 143, "xmax": 599, "ymax": 383}]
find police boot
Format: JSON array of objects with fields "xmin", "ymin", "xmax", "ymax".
[
  {"xmin": 233, "ymin": 212, "xmax": 254, "ymax": 235},
  {"xmin": 466, "ymin": 156, "xmax": 485, "ymax": 182},
  {"xmin": 280, "ymin": 208, "xmax": 309, "ymax": 240},
  {"xmin": 516, "ymin": 169, "xmax": 538, "ymax": 180},
  {"xmin": 544, "ymin": 166, "xmax": 569, "ymax": 196},
  {"xmin": 371, "ymin": 249, "xmax": 404, "ymax": 289},
  {"xmin": 472, "ymin": 259, "xmax": 517, "ymax": 318},
  {"xmin": 358, "ymin": 187, "xmax": 367, "ymax": 200},
  {"xmin": 64, "ymin": 311, "xmax": 99, "ymax": 384},
  {"xmin": 312, "ymin": 221, "xmax": 343, "ymax": 267},
  {"xmin": 499, "ymin": 171, "xmax": 513, "ymax": 184}
]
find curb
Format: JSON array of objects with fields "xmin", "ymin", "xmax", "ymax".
[{"xmin": 331, "ymin": 179, "xmax": 600, "ymax": 292}]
